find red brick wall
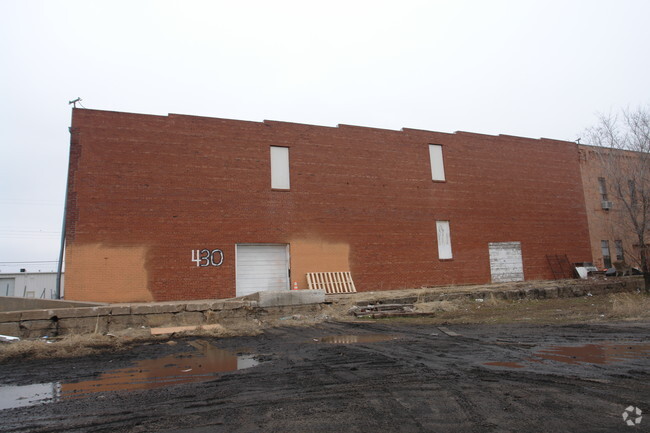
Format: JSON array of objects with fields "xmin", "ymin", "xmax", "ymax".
[
  {"xmin": 65, "ymin": 109, "xmax": 593, "ymax": 302},
  {"xmin": 578, "ymin": 145, "xmax": 648, "ymax": 270}
]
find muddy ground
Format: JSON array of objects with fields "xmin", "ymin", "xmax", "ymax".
[{"xmin": 1, "ymin": 315, "xmax": 649, "ymax": 432}]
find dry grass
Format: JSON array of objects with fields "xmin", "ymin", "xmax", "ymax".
[
  {"xmin": 0, "ymin": 333, "xmax": 144, "ymax": 363},
  {"xmin": 189, "ymin": 322, "xmax": 263, "ymax": 338},
  {"xmin": 413, "ymin": 300, "xmax": 464, "ymax": 313},
  {"xmin": 372, "ymin": 292, "xmax": 650, "ymax": 325},
  {"xmin": 609, "ymin": 292, "xmax": 650, "ymax": 319},
  {"xmin": 483, "ymin": 293, "xmax": 506, "ymax": 307}
]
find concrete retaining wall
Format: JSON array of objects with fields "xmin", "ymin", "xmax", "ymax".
[
  {"xmin": 0, "ymin": 296, "xmax": 105, "ymax": 313},
  {"xmin": 0, "ymin": 291, "xmax": 328, "ymax": 339},
  {"xmin": 0, "ymin": 278, "xmax": 644, "ymax": 339},
  {"xmin": 0, "ymin": 299, "xmax": 262, "ymax": 338}
]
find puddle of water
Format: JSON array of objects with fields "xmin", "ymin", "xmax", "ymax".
[
  {"xmin": 315, "ymin": 334, "xmax": 397, "ymax": 344},
  {"xmin": 0, "ymin": 383, "xmax": 61, "ymax": 411},
  {"xmin": 533, "ymin": 343, "xmax": 650, "ymax": 365},
  {"xmin": 0, "ymin": 341, "xmax": 258, "ymax": 410},
  {"xmin": 484, "ymin": 342, "xmax": 650, "ymax": 369},
  {"xmin": 483, "ymin": 362, "xmax": 525, "ymax": 369}
]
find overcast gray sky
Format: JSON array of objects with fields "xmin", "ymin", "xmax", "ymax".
[{"xmin": 1, "ymin": 0, "xmax": 649, "ymax": 273}]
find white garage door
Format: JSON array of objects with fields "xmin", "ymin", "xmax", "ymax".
[
  {"xmin": 488, "ymin": 242, "xmax": 524, "ymax": 283},
  {"xmin": 236, "ymin": 244, "xmax": 290, "ymax": 297}
]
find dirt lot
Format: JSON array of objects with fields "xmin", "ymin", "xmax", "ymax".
[{"xmin": 1, "ymin": 290, "xmax": 649, "ymax": 433}]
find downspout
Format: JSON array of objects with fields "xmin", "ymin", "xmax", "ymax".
[{"xmin": 55, "ymin": 109, "xmax": 75, "ymax": 299}]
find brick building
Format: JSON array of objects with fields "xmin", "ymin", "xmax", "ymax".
[
  {"xmin": 64, "ymin": 109, "xmax": 593, "ymax": 302},
  {"xmin": 578, "ymin": 144, "xmax": 650, "ymax": 272}
]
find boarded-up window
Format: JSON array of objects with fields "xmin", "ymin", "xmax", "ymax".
[
  {"xmin": 436, "ymin": 221, "xmax": 452, "ymax": 259},
  {"xmin": 429, "ymin": 144, "xmax": 446, "ymax": 181},
  {"xmin": 270, "ymin": 146, "xmax": 290, "ymax": 189},
  {"xmin": 488, "ymin": 242, "xmax": 524, "ymax": 282}
]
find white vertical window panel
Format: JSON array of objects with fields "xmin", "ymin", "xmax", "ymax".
[
  {"xmin": 270, "ymin": 146, "xmax": 290, "ymax": 189},
  {"xmin": 436, "ymin": 221, "xmax": 453, "ymax": 259},
  {"xmin": 429, "ymin": 144, "xmax": 446, "ymax": 181}
]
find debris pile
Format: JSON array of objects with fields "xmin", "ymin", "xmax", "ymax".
[{"xmin": 350, "ymin": 303, "xmax": 433, "ymax": 318}]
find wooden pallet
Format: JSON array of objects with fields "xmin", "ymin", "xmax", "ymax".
[{"xmin": 306, "ymin": 272, "xmax": 357, "ymax": 294}]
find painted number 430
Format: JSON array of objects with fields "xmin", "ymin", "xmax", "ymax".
[{"xmin": 191, "ymin": 249, "xmax": 224, "ymax": 267}]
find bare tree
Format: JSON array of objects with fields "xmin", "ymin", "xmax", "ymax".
[{"xmin": 585, "ymin": 106, "xmax": 650, "ymax": 290}]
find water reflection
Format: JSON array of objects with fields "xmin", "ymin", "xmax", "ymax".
[
  {"xmin": 484, "ymin": 342, "xmax": 650, "ymax": 369},
  {"xmin": 0, "ymin": 340, "xmax": 258, "ymax": 410},
  {"xmin": 0, "ymin": 383, "xmax": 60, "ymax": 410}
]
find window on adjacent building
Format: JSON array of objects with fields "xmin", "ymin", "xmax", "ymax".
[
  {"xmin": 601, "ymin": 240, "xmax": 612, "ymax": 268},
  {"xmin": 270, "ymin": 146, "xmax": 290, "ymax": 190},
  {"xmin": 598, "ymin": 177, "xmax": 608, "ymax": 201},
  {"xmin": 429, "ymin": 144, "xmax": 446, "ymax": 181},
  {"xmin": 615, "ymin": 240, "xmax": 624, "ymax": 262},
  {"xmin": 628, "ymin": 179, "xmax": 637, "ymax": 205},
  {"xmin": 436, "ymin": 221, "xmax": 452, "ymax": 259}
]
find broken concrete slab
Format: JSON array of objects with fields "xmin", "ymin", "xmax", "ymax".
[
  {"xmin": 208, "ymin": 301, "xmax": 226, "ymax": 310},
  {"xmin": 50, "ymin": 306, "xmax": 113, "ymax": 319},
  {"xmin": 58, "ymin": 317, "xmax": 109, "ymax": 335},
  {"xmin": 222, "ymin": 301, "xmax": 248, "ymax": 310},
  {"xmin": 108, "ymin": 314, "xmax": 146, "ymax": 329},
  {"xmin": 247, "ymin": 290, "xmax": 326, "ymax": 308},
  {"xmin": 19, "ymin": 310, "xmax": 56, "ymax": 321},
  {"xmin": 130, "ymin": 303, "xmax": 185, "ymax": 315},
  {"xmin": 0, "ymin": 322, "xmax": 20, "ymax": 337},
  {"xmin": 172, "ymin": 311, "xmax": 205, "ymax": 326},
  {"xmin": 571, "ymin": 286, "xmax": 586, "ymax": 296},
  {"xmin": 0, "ymin": 312, "xmax": 22, "ymax": 322},
  {"xmin": 185, "ymin": 302, "xmax": 213, "ymax": 312},
  {"xmin": 18, "ymin": 320, "xmax": 57, "ymax": 338},
  {"xmin": 523, "ymin": 288, "xmax": 535, "ymax": 297},
  {"xmin": 545, "ymin": 287, "xmax": 559, "ymax": 299},
  {"xmin": 143, "ymin": 313, "xmax": 175, "ymax": 328},
  {"xmin": 109, "ymin": 306, "xmax": 131, "ymax": 316}
]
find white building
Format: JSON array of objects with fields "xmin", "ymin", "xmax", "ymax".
[{"xmin": 0, "ymin": 272, "xmax": 63, "ymax": 299}]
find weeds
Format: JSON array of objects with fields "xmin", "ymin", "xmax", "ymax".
[
  {"xmin": 413, "ymin": 299, "xmax": 464, "ymax": 313},
  {"xmin": 609, "ymin": 292, "xmax": 650, "ymax": 319},
  {"xmin": 0, "ymin": 333, "xmax": 142, "ymax": 363},
  {"xmin": 484, "ymin": 293, "xmax": 506, "ymax": 307}
]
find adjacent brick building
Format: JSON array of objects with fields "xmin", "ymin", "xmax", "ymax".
[
  {"xmin": 64, "ymin": 108, "xmax": 593, "ymax": 302},
  {"xmin": 578, "ymin": 145, "xmax": 650, "ymax": 271}
]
